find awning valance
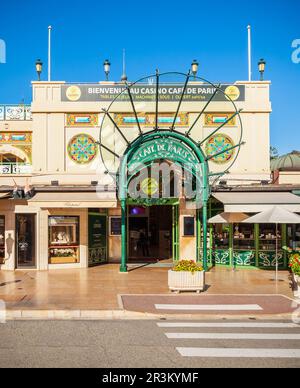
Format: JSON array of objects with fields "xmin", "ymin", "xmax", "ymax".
[
  {"xmin": 28, "ymin": 192, "xmax": 117, "ymax": 209},
  {"xmin": 213, "ymin": 192, "xmax": 300, "ymax": 213}
]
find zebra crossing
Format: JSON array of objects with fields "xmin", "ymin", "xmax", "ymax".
[{"xmin": 157, "ymin": 321, "xmax": 300, "ymax": 360}]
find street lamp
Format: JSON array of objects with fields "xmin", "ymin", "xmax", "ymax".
[
  {"xmin": 191, "ymin": 60, "xmax": 199, "ymax": 79},
  {"xmin": 258, "ymin": 58, "xmax": 266, "ymax": 81},
  {"xmin": 103, "ymin": 59, "xmax": 111, "ymax": 81},
  {"xmin": 35, "ymin": 59, "xmax": 43, "ymax": 81}
]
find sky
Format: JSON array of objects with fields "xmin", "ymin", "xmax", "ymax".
[{"xmin": 0, "ymin": 0, "xmax": 299, "ymax": 155}]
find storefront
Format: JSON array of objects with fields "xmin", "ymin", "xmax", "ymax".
[
  {"xmin": 2, "ymin": 73, "xmax": 300, "ymax": 272},
  {"xmin": 207, "ymin": 191, "xmax": 300, "ymax": 269},
  {"xmin": 0, "ymin": 191, "xmax": 117, "ymax": 271}
]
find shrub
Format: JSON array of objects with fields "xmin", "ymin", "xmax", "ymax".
[
  {"xmin": 173, "ymin": 260, "xmax": 203, "ymax": 273},
  {"xmin": 289, "ymin": 253, "xmax": 300, "ymax": 277}
]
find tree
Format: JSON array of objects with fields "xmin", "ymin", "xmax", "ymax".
[{"xmin": 270, "ymin": 146, "xmax": 279, "ymax": 160}]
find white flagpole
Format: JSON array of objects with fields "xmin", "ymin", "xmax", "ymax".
[
  {"xmin": 247, "ymin": 25, "xmax": 252, "ymax": 81},
  {"xmin": 48, "ymin": 26, "xmax": 52, "ymax": 82}
]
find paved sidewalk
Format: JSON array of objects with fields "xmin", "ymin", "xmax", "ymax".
[
  {"xmin": 0, "ymin": 265, "xmax": 295, "ymax": 312},
  {"xmin": 120, "ymin": 294, "xmax": 299, "ymax": 315}
]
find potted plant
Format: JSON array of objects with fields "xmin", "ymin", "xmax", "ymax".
[
  {"xmin": 289, "ymin": 253, "xmax": 300, "ymax": 286},
  {"xmin": 168, "ymin": 260, "xmax": 205, "ymax": 294}
]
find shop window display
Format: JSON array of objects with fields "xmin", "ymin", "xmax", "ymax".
[
  {"xmin": 287, "ymin": 224, "xmax": 300, "ymax": 250},
  {"xmin": 233, "ymin": 224, "xmax": 255, "ymax": 250},
  {"xmin": 49, "ymin": 216, "xmax": 80, "ymax": 264},
  {"xmin": 259, "ymin": 224, "xmax": 282, "ymax": 251},
  {"xmin": 212, "ymin": 224, "xmax": 230, "ymax": 250}
]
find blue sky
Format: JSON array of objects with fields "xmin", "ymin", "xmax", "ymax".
[{"xmin": 0, "ymin": 0, "xmax": 299, "ymax": 154}]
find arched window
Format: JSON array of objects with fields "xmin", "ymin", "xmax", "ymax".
[{"xmin": 0, "ymin": 153, "xmax": 25, "ymax": 164}]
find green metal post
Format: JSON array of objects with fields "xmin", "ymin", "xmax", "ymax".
[
  {"xmin": 120, "ymin": 199, "xmax": 128, "ymax": 273},
  {"xmin": 229, "ymin": 224, "xmax": 234, "ymax": 268},
  {"xmin": 255, "ymin": 224, "xmax": 259, "ymax": 268},
  {"xmin": 196, "ymin": 209, "xmax": 202, "ymax": 263},
  {"xmin": 209, "ymin": 224, "xmax": 213, "ymax": 267},
  {"xmin": 172, "ymin": 206, "xmax": 175, "ymax": 262},
  {"xmin": 202, "ymin": 201, "xmax": 208, "ymax": 271},
  {"xmin": 176, "ymin": 205, "xmax": 179, "ymax": 261}
]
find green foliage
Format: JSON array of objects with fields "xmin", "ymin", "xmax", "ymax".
[
  {"xmin": 270, "ymin": 146, "xmax": 279, "ymax": 160},
  {"xmin": 289, "ymin": 253, "xmax": 300, "ymax": 276},
  {"xmin": 173, "ymin": 260, "xmax": 203, "ymax": 273}
]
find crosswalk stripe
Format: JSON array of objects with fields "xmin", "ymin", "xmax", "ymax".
[
  {"xmin": 155, "ymin": 304, "xmax": 263, "ymax": 311},
  {"xmin": 165, "ymin": 332, "xmax": 300, "ymax": 340},
  {"xmin": 177, "ymin": 348, "xmax": 300, "ymax": 358},
  {"xmin": 158, "ymin": 322, "xmax": 299, "ymax": 329}
]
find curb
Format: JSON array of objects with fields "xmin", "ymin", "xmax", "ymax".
[{"xmin": 4, "ymin": 309, "xmax": 299, "ymax": 321}]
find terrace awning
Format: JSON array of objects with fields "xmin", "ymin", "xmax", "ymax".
[{"xmin": 213, "ymin": 192, "xmax": 300, "ymax": 213}]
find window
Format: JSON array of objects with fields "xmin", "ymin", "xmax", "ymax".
[
  {"xmin": 287, "ymin": 224, "xmax": 300, "ymax": 249},
  {"xmin": 109, "ymin": 217, "xmax": 122, "ymax": 236},
  {"xmin": 259, "ymin": 224, "xmax": 282, "ymax": 252},
  {"xmin": 0, "ymin": 132, "xmax": 32, "ymax": 174},
  {"xmin": 183, "ymin": 216, "xmax": 195, "ymax": 237},
  {"xmin": 212, "ymin": 224, "xmax": 230, "ymax": 250},
  {"xmin": 233, "ymin": 224, "xmax": 255, "ymax": 251},
  {"xmin": 48, "ymin": 216, "xmax": 80, "ymax": 264},
  {"xmin": 0, "ymin": 216, "xmax": 4, "ymax": 263}
]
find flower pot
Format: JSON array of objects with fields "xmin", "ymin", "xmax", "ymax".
[{"xmin": 168, "ymin": 270, "xmax": 205, "ymax": 293}]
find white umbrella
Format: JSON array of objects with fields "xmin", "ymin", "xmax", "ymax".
[
  {"xmin": 242, "ymin": 206, "xmax": 300, "ymax": 281},
  {"xmin": 208, "ymin": 212, "xmax": 250, "ymax": 224}
]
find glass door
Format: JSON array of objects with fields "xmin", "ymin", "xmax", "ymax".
[
  {"xmin": 16, "ymin": 214, "xmax": 36, "ymax": 268},
  {"xmin": 88, "ymin": 213, "xmax": 108, "ymax": 266}
]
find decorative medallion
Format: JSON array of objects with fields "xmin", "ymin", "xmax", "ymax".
[
  {"xmin": 66, "ymin": 114, "xmax": 98, "ymax": 127},
  {"xmin": 141, "ymin": 178, "xmax": 159, "ymax": 196},
  {"xmin": 65, "ymin": 86, "xmax": 82, "ymax": 102},
  {"xmin": 224, "ymin": 86, "xmax": 241, "ymax": 101},
  {"xmin": 205, "ymin": 134, "xmax": 235, "ymax": 164},
  {"xmin": 67, "ymin": 134, "xmax": 97, "ymax": 164}
]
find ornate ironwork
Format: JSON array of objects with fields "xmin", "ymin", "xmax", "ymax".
[
  {"xmin": 98, "ymin": 71, "xmax": 244, "ymax": 273},
  {"xmin": 0, "ymin": 105, "xmax": 32, "ymax": 121}
]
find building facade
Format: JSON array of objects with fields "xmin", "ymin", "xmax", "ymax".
[{"xmin": 0, "ymin": 78, "xmax": 298, "ymax": 271}]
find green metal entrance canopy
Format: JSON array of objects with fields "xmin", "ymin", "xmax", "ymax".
[{"xmin": 98, "ymin": 71, "xmax": 244, "ymax": 272}]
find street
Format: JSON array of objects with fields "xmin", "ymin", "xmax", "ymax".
[{"xmin": 1, "ymin": 320, "xmax": 300, "ymax": 368}]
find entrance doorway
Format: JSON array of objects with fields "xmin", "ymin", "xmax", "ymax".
[
  {"xmin": 16, "ymin": 214, "xmax": 36, "ymax": 268},
  {"xmin": 128, "ymin": 206, "xmax": 173, "ymax": 262}
]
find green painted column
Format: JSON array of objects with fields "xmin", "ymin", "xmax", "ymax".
[
  {"xmin": 255, "ymin": 224, "xmax": 259, "ymax": 268},
  {"xmin": 196, "ymin": 209, "xmax": 202, "ymax": 263},
  {"xmin": 202, "ymin": 201, "xmax": 208, "ymax": 271},
  {"xmin": 229, "ymin": 224, "xmax": 234, "ymax": 268},
  {"xmin": 120, "ymin": 199, "xmax": 128, "ymax": 273},
  {"xmin": 209, "ymin": 224, "xmax": 213, "ymax": 267},
  {"xmin": 176, "ymin": 205, "xmax": 179, "ymax": 261},
  {"xmin": 172, "ymin": 206, "xmax": 175, "ymax": 261}
]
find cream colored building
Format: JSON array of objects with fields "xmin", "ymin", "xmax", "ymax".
[{"xmin": 0, "ymin": 80, "xmax": 274, "ymax": 271}]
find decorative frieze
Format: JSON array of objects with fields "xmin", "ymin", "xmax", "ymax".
[
  {"xmin": 66, "ymin": 114, "xmax": 98, "ymax": 127},
  {"xmin": 204, "ymin": 113, "xmax": 236, "ymax": 126}
]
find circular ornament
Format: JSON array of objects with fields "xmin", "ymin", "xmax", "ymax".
[{"xmin": 68, "ymin": 134, "xmax": 97, "ymax": 164}]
